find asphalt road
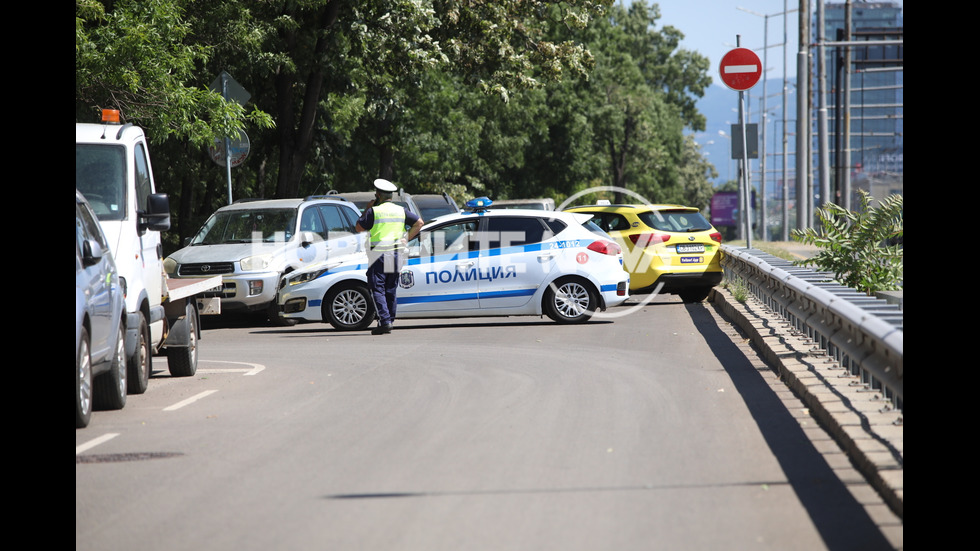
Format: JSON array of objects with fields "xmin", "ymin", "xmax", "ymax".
[{"xmin": 76, "ymin": 292, "xmax": 901, "ymax": 551}]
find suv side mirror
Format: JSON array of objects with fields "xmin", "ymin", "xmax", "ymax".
[
  {"xmin": 300, "ymin": 231, "xmax": 318, "ymax": 248},
  {"xmin": 139, "ymin": 193, "xmax": 171, "ymax": 233}
]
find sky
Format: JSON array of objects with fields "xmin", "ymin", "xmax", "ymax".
[
  {"xmin": 650, "ymin": 0, "xmax": 903, "ymax": 85},
  {"xmin": 641, "ymin": 1, "xmax": 903, "ymax": 185},
  {"xmin": 655, "ymin": 0, "xmax": 800, "ymax": 83}
]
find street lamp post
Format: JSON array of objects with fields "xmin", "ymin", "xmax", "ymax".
[{"xmin": 737, "ymin": 3, "xmax": 797, "ymax": 241}]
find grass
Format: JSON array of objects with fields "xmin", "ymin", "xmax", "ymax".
[
  {"xmin": 722, "ymin": 275, "xmax": 750, "ymax": 303},
  {"xmin": 724, "ymin": 240, "xmax": 809, "ymax": 261}
]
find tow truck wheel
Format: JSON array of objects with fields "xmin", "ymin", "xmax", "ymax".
[
  {"xmin": 167, "ymin": 301, "xmax": 198, "ymax": 377},
  {"xmin": 127, "ymin": 311, "xmax": 151, "ymax": 394},
  {"xmin": 324, "ymin": 283, "xmax": 375, "ymax": 331}
]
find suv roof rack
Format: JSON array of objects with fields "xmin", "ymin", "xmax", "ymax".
[{"xmin": 304, "ymin": 194, "xmax": 349, "ymax": 202}]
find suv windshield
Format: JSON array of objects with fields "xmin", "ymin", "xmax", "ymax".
[
  {"xmin": 639, "ymin": 210, "xmax": 712, "ymax": 233},
  {"xmin": 191, "ymin": 208, "xmax": 298, "ymax": 244},
  {"xmin": 76, "ymin": 144, "xmax": 127, "ymax": 221}
]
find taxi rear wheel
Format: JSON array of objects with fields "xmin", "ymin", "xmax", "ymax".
[
  {"xmin": 678, "ymin": 286, "xmax": 712, "ymax": 303},
  {"xmin": 543, "ymin": 277, "xmax": 597, "ymax": 324},
  {"xmin": 324, "ymin": 283, "xmax": 376, "ymax": 331}
]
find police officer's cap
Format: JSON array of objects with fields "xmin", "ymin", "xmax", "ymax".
[{"xmin": 373, "ymin": 179, "xmax": 398, "ymax": 193}]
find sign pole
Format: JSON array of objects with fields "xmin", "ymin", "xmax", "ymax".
[
  {"xmin": 737, "ymin": 37, "xmax": 752, "ymax": 249},
  {"xmin": 209, "ymin": 71, "xmax": 252, "ymax": 205},
  {"xmin": 222, "ymin": 73, "xmax": 233, "ymax": 204},
  {"xmin": 719, "ymin": 42, "xmax": 762, "ymax": 249}
]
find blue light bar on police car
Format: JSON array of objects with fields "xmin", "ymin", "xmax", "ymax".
[{"xmin": 465, "ymin": 197, "xmax": 493, "ymax": 211}]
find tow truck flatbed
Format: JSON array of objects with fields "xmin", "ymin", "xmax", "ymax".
[{"xmin": 163, "ymin": 275, "xmax": 223, "ymax": 302}]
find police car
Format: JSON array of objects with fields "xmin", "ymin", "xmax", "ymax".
[{"xmin": 278, "ymin": 198, "xmax": 630, "ymax": 329}]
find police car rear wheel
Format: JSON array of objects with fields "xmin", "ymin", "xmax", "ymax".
[
  {"xmin": 543, "ymin": 277, "xmax": 597, "ymax": 324},
  {"xmin": 324, "ymin": 283, "xmax": 376, "ymax": 331}
]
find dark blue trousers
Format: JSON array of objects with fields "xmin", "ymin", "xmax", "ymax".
[{"xmin": 366, "ymin": 252, "xmax": 402, "ymax": 326}]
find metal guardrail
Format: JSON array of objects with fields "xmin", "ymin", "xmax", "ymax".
[{"xmin": 720, "ymin": 246, "xmax": 903, "ymax": 411}]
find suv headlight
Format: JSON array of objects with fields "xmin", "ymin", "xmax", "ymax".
[
  {"xmin": 163, "ymin": 257, "xmax": 177, "ymax": 275},
  {"xmin": 241, "ymin": 254, "xmax": 273, "ymax": 271}
]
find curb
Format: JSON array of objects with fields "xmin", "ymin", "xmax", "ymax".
[{"xmin": 709, "ymin": 286, "xmax": 904, "ymax": 521}]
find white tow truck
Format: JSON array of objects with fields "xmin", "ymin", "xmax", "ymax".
[{"xmin": 76, "ymin": 109, "xmax": 221, "ymax": 393}]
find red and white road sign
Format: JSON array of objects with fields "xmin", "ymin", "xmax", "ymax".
[{"xmin": 719, "ymin": 48, "xmax": 762, "ymax": 91}]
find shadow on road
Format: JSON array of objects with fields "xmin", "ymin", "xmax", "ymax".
[{"xmin": 687, "ymin": 301, "xmax": 895, "ymax": 551}]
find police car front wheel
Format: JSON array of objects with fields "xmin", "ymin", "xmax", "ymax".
[
  {"xmin": 324, "ymin": 283, "xmax": 376, "ymax": 331},
  {"xmin": 543, "ymin": 277, "xmax": 597, "ymax": 324}
]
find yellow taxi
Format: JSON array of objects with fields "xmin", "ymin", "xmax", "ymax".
[{"xmin": 564, "ymin": 203, "xmax": 723, "ymax": 302}]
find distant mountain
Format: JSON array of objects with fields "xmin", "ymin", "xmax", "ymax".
[{"xmin": 692, "ymin": 80, "xmax": 795, "ymax": 186}]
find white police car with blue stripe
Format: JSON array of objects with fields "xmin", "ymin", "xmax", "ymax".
[{"xmin": 278, "ymin": 198, "xmax": 630, "ymax": 329}]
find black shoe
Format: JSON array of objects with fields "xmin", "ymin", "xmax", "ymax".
[{"xmin": 371, "ymin": 324, "xmax": 392, "ymax": 335}]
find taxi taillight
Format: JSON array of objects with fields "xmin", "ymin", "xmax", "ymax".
[
  {"xmin": 587, "ymin": 240, "xmax": 621, "ymax": 256},
  {"xmin": 628, "ymin": 233, "xmax": 669, "ymax": 247},
  {"xmin": 710, "ymin": 232, "xmax": 722, "ymax": 243}
]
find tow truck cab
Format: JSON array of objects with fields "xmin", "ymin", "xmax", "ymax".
[{"xmin": 76, "ymin": 109, "xmax": 212, "ymax": 392}]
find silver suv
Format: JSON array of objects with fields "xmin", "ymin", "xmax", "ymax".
[{"xmin": 164, "ymin": 196, "xmax": 365, "ymax": 322}]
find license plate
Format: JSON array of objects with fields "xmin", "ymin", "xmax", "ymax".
[{"xmin": 676, "ymin": 243, "xmax": 705, "ymax": 254}]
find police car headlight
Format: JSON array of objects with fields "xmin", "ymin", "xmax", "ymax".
[
  {"xmin": 241, "ymin": 254, "xmax": 272, "ymax": 271},
  {"xmin": 289, "ymin": 268, "xmax": 329, "ymax": 286}
]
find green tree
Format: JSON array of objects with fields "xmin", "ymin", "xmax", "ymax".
[
  {"xmin": 792, "ymin": 191, "xmax": 903, "ymax": 294},
  {"xmin": 542, "ymin": 0, "xmax": 712, "ymax": 204},
  {"xmin": 75, "ymin": 0, "xmax": 273, "ymax": 147}
]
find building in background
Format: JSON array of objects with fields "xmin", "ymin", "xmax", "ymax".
[{"xmin": 820, "ymin": 1, "xmax": 903, "ymax": 205}]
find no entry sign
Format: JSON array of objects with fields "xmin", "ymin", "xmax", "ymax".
[{"xmin": 719, "ymin": 48, "xmax": 762, "ymax": 91}]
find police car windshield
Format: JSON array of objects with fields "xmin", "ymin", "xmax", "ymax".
[{"xmin": 191, "ymin": 208, "xmax": 297, "ymax": 244}]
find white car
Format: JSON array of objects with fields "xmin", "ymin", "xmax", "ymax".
[
  {"xmin": 278, "ymin": 198, "xmax": 630, "ymax": 329},
  {"xmin": 165, "ymin": 196, "xmax": 366, "ymax": 322}
]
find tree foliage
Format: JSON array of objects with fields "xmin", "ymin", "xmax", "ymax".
[
  {"xmin": 75, "ymin": 0, "xmax": 273, "ymax": 146},
  {"xmin": 792, "ymin": 191, "xmax": 904, "ymax": 294},
  {"xmin": 75, "ymin": 0, "xmax": 717, "ymax": 251}
]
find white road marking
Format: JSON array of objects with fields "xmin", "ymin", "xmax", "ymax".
[
  {"xmin": 163, "ymin": 390, "xmax": 219, "ymax": 411},
  {"xmin": 76, "ymin": 432, "xmax": 119, "ymax": 455},
  {"xmin": 198, "ymin": 360, "xmax": 265, "ymax": 376}
]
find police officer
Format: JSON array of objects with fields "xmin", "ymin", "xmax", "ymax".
[{"xmin": 355, "ymin": 179, "xmax": 423, "ymax": 335}]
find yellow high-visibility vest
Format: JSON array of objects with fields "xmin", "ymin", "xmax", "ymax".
[{"xmin": 369, "ymin": 201, "xmax": 406, "ymax": 252}]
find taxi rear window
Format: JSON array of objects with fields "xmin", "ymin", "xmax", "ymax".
[{"xmin": 639, "ymin": 210, "xmax": 712, "ymax": 232}]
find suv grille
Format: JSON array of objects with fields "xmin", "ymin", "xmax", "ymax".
[{"xmin": 178, "ymin": 262, "xmax": 235, "ymax": 276}]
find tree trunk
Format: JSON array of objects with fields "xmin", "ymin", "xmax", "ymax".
[
  {"xmin": 377, "ymin": 117, "xmax": 395, "ymax": 180},
  {"xmin": 274, "ymin": 1, "xmax": 342, "ymax": 198}
]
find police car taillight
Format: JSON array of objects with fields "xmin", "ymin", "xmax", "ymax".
[
  {"xmin": 587, "ymin": 240, "xmax": 620, "ymax": 256},
  {"xmin": 101, "ymin": 109, "xmax": 121, "ymax": 124}
]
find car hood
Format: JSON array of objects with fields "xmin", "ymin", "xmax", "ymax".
[{"xmin": 168, "ymin": 242, "xmax": 293, "ymax": 264}]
